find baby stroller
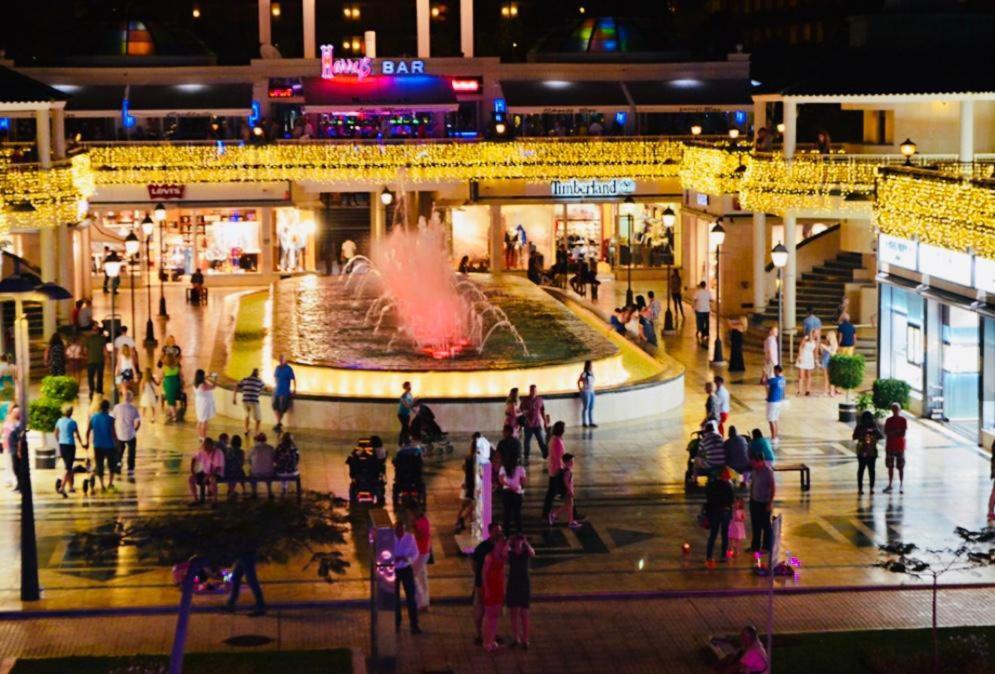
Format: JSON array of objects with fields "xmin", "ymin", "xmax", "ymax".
[
  {"xmin": 683, "ymin": 430, "xmax": 710, "ymax": 492},
  {"xmin": 392, "ymin": 447, "xmax": 426, "ymax": 508},
  {"xmin": 347, "ymin": 437, "xmax": 387, "ymax": 505},
  {"xmin": 409, "ymin": 402, "xmax": 453, "ymax": 456}
]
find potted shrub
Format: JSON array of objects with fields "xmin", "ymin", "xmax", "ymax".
[
  {"xmin": 872, "ymin": 378, "xmax": 911, "ymax": 413},
  {"xmin": 28, "ymin": 397, "xmax": 63, "ymax": 470},
  {"xmin": 40, "ymin": 375, "xmax": 80, "ymax": 404},
  {"xmin": 828, "ymin": 354, "xmax": 866, "ymax": 422}
]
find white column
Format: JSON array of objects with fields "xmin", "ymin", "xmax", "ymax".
[
  {"xmin": 460, "ymin": 0, "xmax": 474, "ymax": 57},
  {"xmin": 34, "ymin": 108, "xmax": 51, "ymax": 168},
  {"xmin": 784, "ymin": 213, "xmax": 797, "ymax": 332},
  {"xmin": 260, "ymin": 207, "xmax": 274, "ymax": 281},
  {"xmin": 782, "ymin": 100, "xmax": 797, "ymax": 159},
  {"xmin": 753, "ymin": 100, "xmax": 767, "ymax": 135},
  {"xmin": 489, "ymin": 204, "xmax": 503, "ymax": 272},
  {"xmin": 40, "ymin": 227, "xmax": 57, "ymax": 335},
  {"xmin": 81, "ymin": 224, "xmax": 93, "ymax": 298},
  {"xmin": 302, "ymin": 0, "xmax": 316, "ymax": 58},
  {"xmin": 57, "ymin": 224, "xmax": 72, "ymax": 323},
  {"xmin": 258, "ymin": 0, "xmax": 272, "ymax": 47},
  {"xmin": 416, "ymin": 0, "xmax": 431, "ymax": 58},
  {"xmin": 752, "ymin": 212, "xmax": 766, "ymax": 313},
  {"xmin": 960, "ymin": 99, "xmax": 975, "ymax": 165},
  {"xmin": 370, "ymin": 192, "xmax": 386, "ymax": 256},
  {"xmin": 51, "ymin": 106, "xmax": 66, "ymax": 160}
]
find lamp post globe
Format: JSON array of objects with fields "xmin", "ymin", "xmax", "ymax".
[
  {"xmin": 710, "ymin": 220, "xmax": 727, "ymax": 365},
  {"xmin": 124, "ymin": 231, "xmax": 140, "ymax": 258}
]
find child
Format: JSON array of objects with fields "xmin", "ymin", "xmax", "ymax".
[
  {"xmin": 66, "ymin": 338, "xmax": 85, "ymax": 384},
  {"xmin": 551, "ymin": 453, "xmax": 582, "ymax": 529},
  {"xmin": 140, "ymin": 366, "xmax": 159, "ymax": 422},
  {"xmin": 728, "ymin": 497, "xmax": 747, "ymax": 558}
]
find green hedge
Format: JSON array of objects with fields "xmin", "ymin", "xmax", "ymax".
[
  {"xmin": 872, "ymin": 378, "xmax": 911, "ymax": 411},
  {"xmin": 828, "ymin": 354, "xmax": 866, "ymax": 392},
  {"xmin": 28, "ymin": 398, "xmax": 64, "ymax": 433},
  {"xmin": 40, "ymin": 375, "xmax": 79, "ymax": 403}
]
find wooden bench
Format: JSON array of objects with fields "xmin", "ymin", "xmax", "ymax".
[
  {"xmin": 773, "ymin": 463, "xmax": 810, "ymax": 491},
  {"xmin": 245, "ymin": 473, "xmax": 302, "ymax": 500}
]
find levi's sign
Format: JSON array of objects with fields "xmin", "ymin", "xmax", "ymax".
[
  {"xmin": 550, "ymin": 178, "xmax": 637, "ymax": 198},
  {"xmin": 147, "ymin": 184, "xmax": 184, "ymax": 200},
  {"xmin": 320, "ymin": 45, "xmax": 424, "ymax": 81}
]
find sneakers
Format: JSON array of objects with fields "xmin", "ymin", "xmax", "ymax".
[
  {"xmin": 55, "ymin": 478, "xmax": 62, "ymax": 493},
  {"xmin": 882, "ymin": 485, "xmax": 893, "ymax": 494}
]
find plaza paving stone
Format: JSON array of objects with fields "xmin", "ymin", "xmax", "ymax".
[{"xmin": 1, "ymin": 281, "xmax": 994, "ymax": 669}]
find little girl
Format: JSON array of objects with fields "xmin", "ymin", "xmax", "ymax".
[
  {"xmin": 728, "ymin": 498, "xmax": 747, "ymax": 558},
  {"xmin": 140, "ymin": 366, "xmax": 160, "ymax": 422}
]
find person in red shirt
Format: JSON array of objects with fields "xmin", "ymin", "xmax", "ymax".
[
  {"xmin": 412, "ymin": 506, "xmax": 432, "ymax": 611},
  {"xmin": 883, "ymin": 403, "xmax": 908, "ymax": 494}
]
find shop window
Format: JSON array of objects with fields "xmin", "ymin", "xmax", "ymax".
[
  {"xmin": 906, "ymin": 324, "xmax": 923, "ymax": 366},
  {"xmin": 879, "ymin": 285, "xmax": 924, "ymax": 395},
  {"xmin": 984, "ymin": 317, "xmax": 995, "ymax": 431}
]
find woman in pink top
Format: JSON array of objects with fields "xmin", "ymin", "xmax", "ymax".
[
  {"xmin": 504, "ymin": 387, "xmax": 521, "ymax": 438},
  {"xmin": 542, "ymin": 421, "xmax": 566, "ymax": 523},
  {"xmin": 552, "ymin": 453, "xmax": 581, "ymax": 528}
]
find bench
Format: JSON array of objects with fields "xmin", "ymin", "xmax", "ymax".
[
  {"xmin": 245, "ymin": 473, "xmax": 302, "ymax": 500},
  {"xmin": 773, "ymin": 462, "xmax": 811, "ymax": 491}
]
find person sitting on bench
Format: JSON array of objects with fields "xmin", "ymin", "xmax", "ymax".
[
  {"xmin": 190, "ymin": 268, "xmax": 206, "ymax": 303},
  {"xmin": 248, "ymin": 432, "xmax": 276, "ymax": 497},
  {"xmin": 188, "ymin": 437, "xmax": 225, "ymax": 505}
]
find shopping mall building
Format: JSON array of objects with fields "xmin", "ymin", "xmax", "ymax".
[{"xmin": 3, "ymin": 7, "xmax": 995, "ymax": 445}]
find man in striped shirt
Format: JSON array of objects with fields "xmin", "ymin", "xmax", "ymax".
[
  {"xmin": 233, "ymin": 368, "xmax": 265, "ymax": 437},
  {"xmin": 699, "ymin": 420, "xmax": 726, "ymax": 474}
]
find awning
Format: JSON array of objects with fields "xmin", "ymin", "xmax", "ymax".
[
  {"xmin": 63, "ymin": 85, "xmax": 126, "ymax": 117},
  {"xmin": 499, "ymin": 80, "xmax": 630, "ymax": 113},
  {"xmin": 625, "ymin": 79, "xmax": 751, "ymax": 112},
  {"xmin": 0, "ymin": 67, "xmax": 69, "ymax": 106},
  {"xmin": 301, "ymin": 76, "xmax": 457, "ymax": 113},
  {"xmin": 126, "ymin": 83, "xmax": 254, "ymax": 117}
]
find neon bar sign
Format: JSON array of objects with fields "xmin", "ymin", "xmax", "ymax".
[{"xmin": 320, "ymin": 44, "xmax": 424, "ymax": 80}]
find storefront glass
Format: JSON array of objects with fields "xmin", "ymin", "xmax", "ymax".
[
  {"xmin": 983, "ymin": 317, "xmax": 995, "ymax": 433},
  {"xmin": 614, "ymin": 202, "xmax": 681, "ymax": 271},
  {"xmin": 274, "ymin": 207, "xmax": 316, "ymax": 272},
  {"xmin": 941, "ymin": 304, "xmax": 980, "ymax": 421},
  {"xmin": 878, "ymin": 285, "xmax": 924, "ymax": 396}
]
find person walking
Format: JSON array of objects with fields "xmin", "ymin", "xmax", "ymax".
[
  {"xmin": 272, "ymin": 355, "xmax": 296, "ymax": 433},
  {"xmin": 795, "ymin": 331, "xmax": 817, "ymax": 396},
  {"xmin": 224, "ymin": 549, "xmax": 267, "ymax": 617},
  {"xmin": 506, "ymin": 533, "xmax": 535, "ymax": 649},
  {"xmin": 504, "ymin": 387, "xmax": 522, "ymax": 438},
  {"xmin": 112, "ymin": 390, "xmax": 142, "ymax": 475},
  {"xmin": 393, "ymin": 520, "xmax": 422, "ymax": 635},
  {"xmin": 705, "ymin": 470, "xmax": 735, "ymax": 568},
  {"xmin": 763, "ymin": 326, "xmax": 779, "ymax": 383},
  {"xmin": 472, "ymin": 523, "xmax": 503, "ymax": 646},
  {"xmin": 577, "ymin": 360, "xmax": 596, "ymax": 428},
  {"xmin": 44, "ymin": 333, "xmax": 67, "ymax": 376},
  {"xmin": 692, "ymin": 281, "xmax": 712, "ymax": 347},
  {"xmin": 85, "ymin": 323, "xmax": 107, "ymax": 400},
  {"xmin": 883, "ymin": 403, "xmax": 907, "ymax": 494},
  {"xmin": 837, "ymin": 312, "xmax": 857, "ymax": 356},
  {"xmin": 233, "ymin": 368, "xmax": 265, "ymax": 437},
  {"xmin": 670, "ymin": 268, "xmax": 684, "ymax": 321},
  {"xmin": 116, "ymin": 344, "xmax": 137, "ymax": 398},
  {"xmin": 86, "ymin": 398, "xmax": 118, "ymax": 492},
  {"xmin": 748, "ymin": 454, "xmax": 776, "ymax": 553},
  {"xmin": 520, "ymin": 384, "xmax": 548, "ymax": 463},
  {"xmin": 764, "ymin": 365, "xmax": 786, "ymax": 444},
  {"xmin": 398, "ymin": 381, "xmax": 414, "ymax": 443},
  {"xmin": 66, "ymin": 337, "xmax": 84, "ymax": 385},
  {"xmin": 703, "ymin": 381, "xmax": 720, "ymax": 427},
  {"xmin": 193, "ymin": 369, "xmax": 217, "ymax": 440},
  {"xmin": 481, "ymin": 533, "xmax": 508, "ymax": 651},
  {"xmin": 139, "ymin": 367, "xmax": 159, "ymax": 423},
  {"xmin": 853, "ymin": 410, "xmax": 882, "ymax": 495},
  {"xmin": 55, "ymin": 406, "xmax": 85, "ymax": 498},
  {"xmin": 551, "ymin": 453, "xmax": 581, "ymax": 528},
  {"xmin": 542, "ymin": 420, "xmax": 566, "ymax": 522},
  {"xmin": 160, "ymin": 353, "xmax": 182, "ymax": 423},
  {"xmin": 412, "ymin": 505, "xmax": 432, "ymax": 612},
  {"xmin": 499, "ymin": 449, "xmax": 527, "ymax": 534},
  {"xmin": 714, "ymin": 376, "xmax": 731, "ymax": 435}
]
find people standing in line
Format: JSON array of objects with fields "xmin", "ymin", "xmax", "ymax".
[
  {"xmin": 578, "ymin": 360, "xmax": 596, "ymax": 428},
  {"xmin": 542, "ymin": 421, "xmax": 566, "ymax": 523},
  {"xmin": 670, "ymin": 268, "xmax": 684, "ymax": 321},
  {"xmin": 853, "ymin": 410, "xmax": 882, "ymax": 496},
  {"xmin": 506, "ymin": 533, "xmax": 535, "ymax": 649},
  {"xmin": 821, "ymin": 330, "xmax": 839, "ymax": 396},
  {"xmin": 86, "ymin": 399, "xmax": 117, "ymax": 492},
  {"xmin": 551, "ymin": 453, "xmax": 581, "ymax": 528},
  {"xmin": 45, "ymin": 333, "xmax": 66, "ymax": 376},
  {"xmin": 705, "ymin": 469, "xmax": 735, "ymax": 568},
  {"xmin": 499, "ymin": 448, "xmax": 527, "ymax": 534},
  {"xmin": 160, "ymin": 353, "xmax": 182, "ymax": 423},
  {"xmin": 193, "ymin": 369, "xmax": 217, "ymax": 440},
  {"xmin": 398, "ymin": 381, "xmax": 415, "ymax": 443},
  {"xmin": 188, "ymin": 437, "xmax": 225, "ymax": 505},
  {"xmin": 472, "ymin": 523, "xmax": 503, "ymax": 646},
  {"xmin": 520, "ymin": 384, "xmax": 548, "ymax": 464},
  {"xmin": 883, "ymin": 403, "xmax": 907, "ymax": 494},
  {"xmin": 729, "ymin": 498, "xmax": 747, "ymax": 558},
  {"xmin": 233, "ymin": 368, "xmax": 265, "ymax": 437},
  {"xmin": 764, "ymin": 365, "xmax": 786, "ymax": 444},
  {"xmin": 272, "ymin": 355, "xmax": 296, "ymax": 433},
  {"xmin": 802, "ymin": 306, "xmax": 822, "ymax": 337},
  {"xmin": 112, "ymin": 390, "xmax": 142, "ymax": 475},
  {"xmin": 763, "ymin": 326, "xmax": 779, "ymax": 383},
  {"xmin": 795, "ymin": 331, "xmax": 817, "ymax": 396},
  {"xmin": 504, "ymin": 387, "xmax": 522, "ymax": 438},
  {"xmin": 481, "ymin": 532, "xmax": 508, "ymax": 651},
  {"xmin": 55, "ymin": 406, "xmax": 85, "ymax": 498},
  {"xmin": 727, "ymin": 315, "xmax": 747, "ymax": 373},
  {"xmin": 692, "ymin": 281, "xmax": 712, "ymax": 347},
  {"xmin": 837, "ymin": 312, "xmax": 857, "ymax": 356},
  {"xmin": 139, "ymin": 367, "xmax": 159, "ymax": 423},
  {"xmin": 749, "ymin": 429, "xmax": 776, "ymax": 465},
  {"xmin": 85, "ymin": 325, "xmax": 106, "ymax": 399},
  {"xmin": 224, "ymin": 549, "xmax": 267, "ymax": 617},
  {"xmin": 393, "ymin": 520, "xmax": 422, "ymax": 635},
  {"xmin": 412, "ymin": 505, "xmax": 432, "ymax": 612},
  {"xmin": 748, "ymin": 454, "xmax": 776, "ymax": 553},
  {"xmin": 715, "ymin": 376, "xmax": 731, "ymax": 435}
]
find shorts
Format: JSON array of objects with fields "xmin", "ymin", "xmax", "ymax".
[
  {"xmin": 59, "ymin": 444, "xmax": 77, "ymax": 472},
  {"xmin": 94, "ymin": 446, "xmax": 118, "ymax": 476},
  {"xmin": 763, "ymin": 361, "xmax": 775, "ymax": 379},
  {"xmin": 886, "ymin": 452, "xmax": 906, "ymax": 470},
  {"xmin": 766, "ymin": 401, "xmax": 782, "ymax": 423},
  {"xmin": 243, "ymin": 401, "xmax": 261, "ymax": 421},
  {"xmin": 273, "ymin": 394, "xmax": 293, "ymax": 414},
  {"xmin": 695, "ymin": 311, "xmax": 710, "ymax": 336},
  {"xmin": 839, "ymin": 345, "xmax": 855, "ymax": 356}
]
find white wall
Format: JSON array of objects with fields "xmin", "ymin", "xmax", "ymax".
[{"xmin": 844, "ymin": 100, "xmax": 995, "ymax": 154}]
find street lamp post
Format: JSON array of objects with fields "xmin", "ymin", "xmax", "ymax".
[
  {"xmin": 661, "ymin": 206, "xmax": 676, "ymax": 333},
  {"xmin": 125, "ymin": 231, "xmax": 140, "ymax": 353},
  {"xmin": 141, "ymin": 215, "xmax": 157, "ymax": 347},
  {"xmin": 710, "ymin": 219, "xmax": 726, "ymax": 366},
  {"xmin": 104, "ymin": 253, "xmax": 123, "ymax": 403},
  {"xmin": 621, "ymin": 195, "xmax": 636, "ymax": 306},
  {"xmin": 153, "ymin": 203, "xmax": 168, "ymax": 319},
  {"xmin": 771, "ymin": 243, "xmax": 789, "ymax": 367}
]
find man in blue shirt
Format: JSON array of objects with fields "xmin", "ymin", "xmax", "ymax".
[
  {"xmin": 837, "ymin": 313, "xmax": 857, "ymax": 355},
  {"xmin": 764, "ymin": 365, "xmax": 786, "ymax": 444},
  {"xmin": 802, "ymin": 306, "xmax": 822, "ymax": 336},
  {"xmin": 272, "ymin": 354, "xmax": 296, "ymax": 433},
  {"xmin": 398, "ymin": 381, "xmax": 414, "ymax": 443},
  {"xmin": 86, "ymin": 399, "xmax": 118, "ymax": 492},
  {"xmin": 55, "ymin": 406, "xmax": 85, "ymax": 498}
]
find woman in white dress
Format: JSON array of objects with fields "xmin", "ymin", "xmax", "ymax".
[
  {"xmin": 193, "ymin": 369, "xmax": 217, "ymax": 440},
  {"xmin": 116, "ymin": 344, "xmax": 137, "ymax": 397},
  {"xmin": 795, "ymin": 331, "xmax": 818, "ymax": 397}
]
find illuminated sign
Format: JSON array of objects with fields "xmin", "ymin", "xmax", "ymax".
[
  {"xmin": 268, "ymin": 87, "xmax": 296, "ymax": 98},
  {"xmin": 147, "ymin": 184, "xmax": 185, "ymax": 200},
  {"xmin": 878, "ymin": 234, "xmax": 917, "ymax": 271},
  {"xmin": 451, "ymin": 78, "xmax": 481, "ymax": 93},
  {"xmin": 551, "ymin": 178, "xmax": 636, "ymax": 198},
  {"xmin": 919, "ymin": 242, "xmax": 971, "ymax": 286},
  {"xmin": 320, "ymin": 44, "xmax": 425, "ymax": 80}
]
